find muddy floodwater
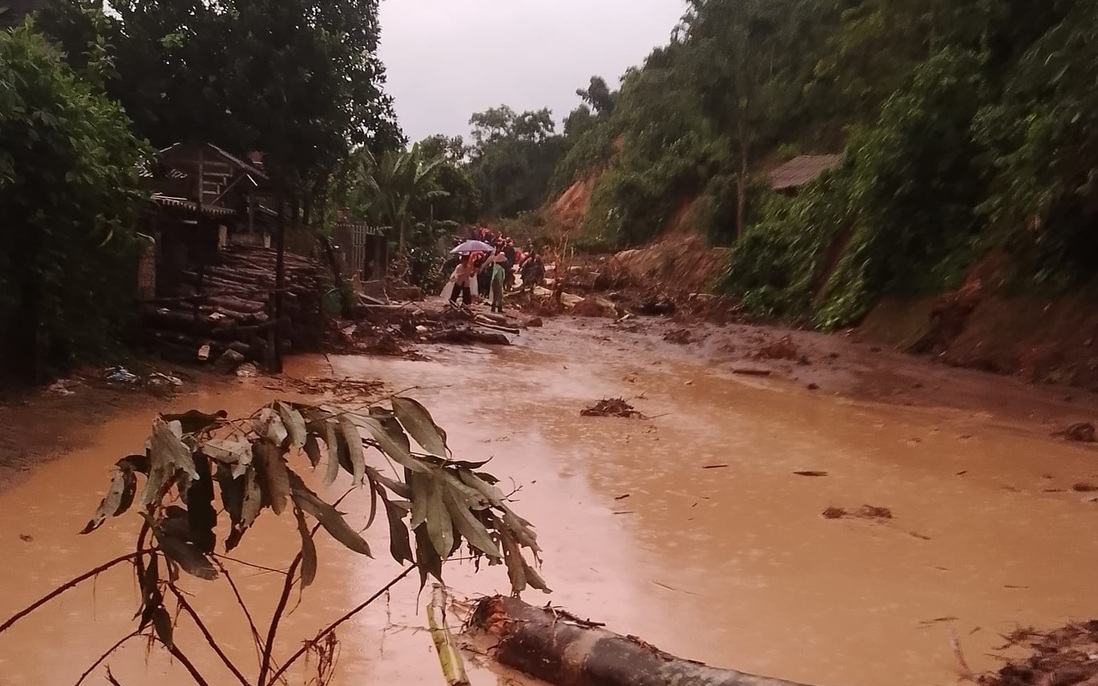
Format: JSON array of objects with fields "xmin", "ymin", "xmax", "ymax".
[{"xmin": 2, "ymin": 319, "xmax": 1098, "ymax": 686}]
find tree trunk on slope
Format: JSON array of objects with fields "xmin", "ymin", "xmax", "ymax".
[{"xmin": 469, "ymin": 596, "xmax": 815, "ymax": 686}]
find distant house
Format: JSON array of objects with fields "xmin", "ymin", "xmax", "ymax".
[
  {"xmin": 768, "ymin": 154, "xmax": 843, "ymax": 194},
  {"xmin": 143, "ymin": 142, "xmax": 274, "ymax": 296}
]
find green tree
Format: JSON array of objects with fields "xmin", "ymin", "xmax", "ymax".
[
  {"xmin": 348, "ymin": 144, "xmax": 450, "ymax": 256},
  {"xmin": 975, "ymin": 0, "xmax": 1098, "ymax": 283},
  {"xmin": 466, "ymin": 106, "xmax": 566, "ymax": 217},
  {"xmin": 0, "ymin": 23, "xmax": 149, "ymax": 383},
  {"xmin": 576, "ymin": 75, "xmax": 616, "ymax": 117}
]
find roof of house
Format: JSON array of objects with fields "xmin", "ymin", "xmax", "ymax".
[
  {"xmin": 151, "ymin": 193, "xmax": 237, "ymax": 218},
  {"xmin": 159, "ymin": 142, "xmax": 269, "ymax": 181},
  {"xmin": 769, "ymin": 154, "xmax": 843, "ymax": 191}
]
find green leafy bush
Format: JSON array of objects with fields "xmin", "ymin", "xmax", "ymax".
[{"xmin": 0, "ymin": 23, "xmax": 149, "ymax": 382}]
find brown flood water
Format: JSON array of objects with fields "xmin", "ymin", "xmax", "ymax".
[{"xmin": 2, "ymin": 320, "xmax": 1098, "ymax": 686}]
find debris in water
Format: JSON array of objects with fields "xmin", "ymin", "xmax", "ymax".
[
  {"xmin": 703, "ymin": 464, "xmax": 729, "ymax": 470},
  {"xmin": 18, "ymin": 534, "xmax": 33, "ymax": 543},
  {"xmin": 614, "ymin": 494, "xmax": 631, "ymax": 501},
  {"xmin": 273, "ymin": 376, "xmax": 386, "ymax": 403},
  {"xmin": 859, "ymin": 505, "xmax": 893, "ymax": 520},
  {"xmin": 732, "ymin": 368, "xmax": 771, "ymax": 377},
  {"xmin": 794, "ymin": 470, "xmax": 829, "ymax": 477},
  {"xmin": 753, "ymin": 336, "xmax": 808, "ymax": 364},
  {"xmin": 919, "ymin": 616, "xmax": 960, "ymax": 626},
  {"xmin": 1072, "ymin": 482, "xmax": 1098, "ymax": 493},
  {"xmin": 806, "ymin": 382, "xmax": 820, "ymax": 391},
  {"xmin": 822, "ymin": 505, "xmax": 894, "ymax": 520},
  {"xmin": 1051, "ymin": 422, "xmax": 1096, "ymax": 443},
  {"xmin": 664, "ymin": 328, "xmax": 695, "ymax": 345},
  {"xmin": 980, "ymin": 622, "xmax": 1098, "ymax": 686},
  {"xmin": 581, "ymin": 398, "xmax": 645, "ymax": 419},
  {"xmin": 46, "ymin": 379, "xmax": 79, "ymax": 396}
]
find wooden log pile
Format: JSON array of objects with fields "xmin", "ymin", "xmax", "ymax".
[{"xmin": 139, "ymin": 245, "xmax": 326, "ymax": 366}]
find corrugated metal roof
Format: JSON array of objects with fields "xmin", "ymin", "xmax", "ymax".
[
  {"xmin": 769, "ymin": 154, "xmax": 843, "ymax": 190},
  {"xmin": 151, "ymin": 193, "xmax": 237, "ymax": 218}
]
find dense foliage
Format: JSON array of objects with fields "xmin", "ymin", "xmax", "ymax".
[
  {"xmin": 0, "ymin": 24, "xmax": 148, "ymax": 382},
  {"xmin": 519, "ymin": 0, "xmax": 1098, "ymax": 329},
  {"xmin": 37, "ymin": 0, "xmax": 402, "ymax": 184}
]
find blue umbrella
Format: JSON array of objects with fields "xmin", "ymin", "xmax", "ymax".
[{"xmin": 450, "ymin": 240, "xmax": 496, "ymax": 255}]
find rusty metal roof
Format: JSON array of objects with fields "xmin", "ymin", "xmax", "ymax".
[
  {"xmin": 769, "ymin": 154, "xmax": 842, "ymax": 190},
  {"xmin": 151, "ymin": 193, "xmax": 237, "ymax": 218}
]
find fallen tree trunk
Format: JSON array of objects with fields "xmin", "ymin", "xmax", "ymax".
[{"xmin": 470, "ymin": 596, "xmax": 813, "ymax": 686}]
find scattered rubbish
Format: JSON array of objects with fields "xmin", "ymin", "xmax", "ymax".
[
  {"xmin": 234, "ymin": 363, "xmax": 258, "ymax": 378},
  {"xmin": 633, "ymin": 295, "xmax": 675, "ymax": 316},
  {"xmin": 754, "ymin": 336, "xmax": 807, "ymax": 364},
  {"xmin": 46, "ymin": 379, "xmax": 79, "ymax": 396},
  {"xmin": 614, "ymin": 494, "xmax": 631, "ymax": 501},
  {"xmin": 664, "ymin": 328, "xmax": 695, "ymax": 345},
  {"xmin": 703, "ymin": 464, "xmax": 729, "ymax": 470},
  {"xmin": 732, "ymin": 368, "xmax": 771, "ymax": 377},
  {"xmin": 271, "ymin": 376, "xmax": 385, "ymax": 403},
  {"xmin": 148, "ymin": 372, "xmax": 183, "ymax": 387},
  {"xmin": 1051, "ymin": 422, "xmax": 1096, "ymax": 443},
  {"xmin": 860, "ymin": 505, "xmax": 893, "ymax": 519},
  {"xmin": 197, "ymin": 344, "xmax": 211, "ymax": 361},
  {"xmin": 18, "ymin": 534, "xmax": 33, "ymax": 543},
  {"xmin": 581, "ymin": 398, "xmax": 645, "ymax": 419},
  {"xmin": 105, "ymin": 366, "xmax": 138, "ymax": 384},
  {"xmin": 651, "ymin": 580, "xmax": 701, "ymax": 596},
  {"xmin": 822, "ymin": 505, "xmax": 893, "ymax": 520},
  {"xmin": 982, "ymin": 622, "xmax": 1098, "ymax": 686},
  {"xmin": 919, "ymin": 616, "xmax": 959, "ymax": 626},
  {"xmin": 794, "ymin": 471, "xmax": 829, "ymax": 477},
  {"xmin": 1072, "ymin": 482, "xmax": 1098, "ymax": 493},
  {"xmin": 216, "ymin": 349, "xmax": 247, "ymax": 373}
]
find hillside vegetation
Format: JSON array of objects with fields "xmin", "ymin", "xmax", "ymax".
[{"xmin": 518, "ymin": 0, "xmax": 1098, "ymax": 330}]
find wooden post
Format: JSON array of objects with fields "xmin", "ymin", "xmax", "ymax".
[{"xmin": 272, "ymin": 191, "xmax": 286, "ymax": 373}]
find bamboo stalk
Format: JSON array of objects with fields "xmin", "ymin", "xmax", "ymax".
[{"xmin": 427, "ymin": 584, "xmax": 470, "ymax": 686}]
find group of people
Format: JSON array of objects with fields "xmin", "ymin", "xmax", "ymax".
[{"xmin": 441, "ymin": 228, "xmax": 546, "ymax": 314}]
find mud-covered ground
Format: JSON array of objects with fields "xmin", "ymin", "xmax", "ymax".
[{"xmin": 1, "ymin": 309, "xmax": 1097, "ymax": 686}]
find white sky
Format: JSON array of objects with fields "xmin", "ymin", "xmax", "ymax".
[{"xmin": 377, "ymin": 0, "xmax": 687, "ymax": 143}]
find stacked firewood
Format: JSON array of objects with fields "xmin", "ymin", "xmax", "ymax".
[{"xmin": 139, "ymin": 246, "xmax": 326, "ymax": 365}]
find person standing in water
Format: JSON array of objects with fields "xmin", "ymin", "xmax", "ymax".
[
  {"xmin": 443, "ymin": 254, "xmax": 477, "ymax": 307},
  {"xmin": 489, "ymin": 253, "xmax": 507, "ymax": 313}
]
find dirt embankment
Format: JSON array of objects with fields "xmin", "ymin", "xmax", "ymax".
[
  {"xmin": 860, "ymin": 258, "xmax": 1098, "ymax": 392},
  {"xmin": 549, "ymin": 176, "xmax": 597, "ymax": 234}
]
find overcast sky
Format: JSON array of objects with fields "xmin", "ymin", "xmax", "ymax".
[{"xmin": 377, "ymin": 0, "xmax": 686, "ymax": 143}]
